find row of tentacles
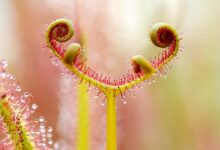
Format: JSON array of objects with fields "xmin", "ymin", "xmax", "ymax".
[
  {"xmin": 46, "ymin": 19, "xmax": 180, "ymax": 96},
  {"xmin": 0, "ymin": 60, "xmax": 54, "ymax": 150}
]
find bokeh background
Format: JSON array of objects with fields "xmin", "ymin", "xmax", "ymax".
[{"xmin": 0, "ymin": 0, "xmax": 220, "ymax": 149}]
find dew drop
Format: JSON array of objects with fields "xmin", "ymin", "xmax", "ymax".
[
  {"xmin": 54, "ymin": 143, "xmax": 60, "ymax": 149},
  {"xmin": 48, "ymin": 139, "xmax": 53, "ymax": 145},
  {"xmin": 93, "ymin": 95, "xmax": 99, "ymax": 99},
  {"xmin": 47, "ymin": 133, "xmax": 53, "ymax": 138},
  {"xmin": 24, "ymin": 92, "xmax": 31, "ymax": 98},
  {"xmin": 0, "ymin": 72, "xmax": 6, "ymax": 78},
  {"xmin": 36, "ymin": 131, "xmax": 40, "ymax": 135},
  {"xmin": 39, "ymin": 116, "xmax": 45, "ymax": 123},
  {"xmin": 9, "ymin": 75, "xmax": 15, "ymax": 80},
  {"xmin": 88, "ymin": 85, "xmax": 92, "ymax": 90},
  {"xmin": 40, "ymin": 123, "xmax": 45, "ymax": 129},
  {"xmin": 100, "ymin": 101, "xmax": 105, "ymax": 106},
  {"xmin": 47, "ymin": 126, "xmax": 53, "ymax": 133},
  {"xmin": 37, "ymin": 142, "xmax": 42, "ymax": 146},
  {"xmin": 139, "ymin": 85, "xmax": 143, "ymax": 89},
  {"xmin": 40, "ymin": 128, "xmax": 46, "ymax": 134},
  {"xmin": 131, "ymin": 88, "xmax": 136, "ymax": 98},
  {"xmin": 10, "ymin": 96, "xmax": 15, "ymax": 101},
  {"xmin": 1, "ymin": 60, "xmax": 8, "ymax": 69},
  {"xmin": 42, "ymin": 138, "xmax": 47, "ymax": 142},
  {"xmin": 121, "ymin": 95, "xmax": 126, "ymax": 100},
  {"xmin": 31, "ymin": 103, "xmax": 38, "ymax": 111},
  {"xmin": 41, "ymin": 143, "xmax": 46, "ymax": 147},
  {"xmin": 15, "ymin": 86, "xmax": 21, "ymax": 92},
  {"xmin": 20, "ymin": 98, "xmax": 26, "ymax": 104},
  {"xmin": 51, "ymin": 57, "xmax": 58, "ymax": 66}
]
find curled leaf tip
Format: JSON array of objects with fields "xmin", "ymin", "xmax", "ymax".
[
  {"xmin": 63, "ymin": 43, "xmax": 81, "ymax": 65},
  {"xmin": 150, "ymin": 23, "xmax": 177, "ymax": 48},
  {"xmin": 149, "ymin": 23, "xmax": 180, "ymax": 70},
  {"xmin": 131, "ymin": 55, "xmax": 155, "ymax": 75},
  {"xmin": 47, "ymin": 18, "xmax": 74, "ymax": 42},
  {"xmin": 46, "ymin": 18, "xmax": 75, "ymax": 58}
]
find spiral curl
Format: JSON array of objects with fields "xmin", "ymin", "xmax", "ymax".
[
  {"xmin": 150, "ymin": 23, "xmax": 176, "ymax": 48},
  {"xmin": 150, "ymin": 23, "xmax": 179, "ymax": 69},
  {"xmin": 131, "ymin": 23, "xmax": 179, "ymax": 73},
  {"xmin": 46, "ymin": 19, "xmax": 74, "ymax": 58}
]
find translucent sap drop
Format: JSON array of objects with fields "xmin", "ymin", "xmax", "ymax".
[
  {"xmin": 37, "ymin": 142, "xmax": 42, "ymax": 146},
  {"xmin": 40, "ymin": 123, "xmax": 45, "ymax": 129},
  {"xmin": 5, "ymin": 74, "xmax": 14, "ymax": 81},
  {"xmin": 24, "ymin": 92, "xmax": 32, "ymax": 99},
  {"xmin": 47, "ymin": 133, "xmax": 53, "ymax": 138},
  {"xmin": 121, "ymin": 95, "xmax": 126, "ymax": 100},
  {"xmin": 87, "ymin": 84, "xmax": 92, "ymax": 91},
  {"xmin": 20, "ymin": 98, "xmax": 26, "ymax": 105},
  {"xmin": 31, "ymin": 103, "xmax": 38, "ymax": 111},
  {"xmin": 41, "ymin": 143, "xmax": 46, "ymax": 147},
  {"xmin": 93, "ymin": 95, "xmax": 99, "ymax": 99},
  {"xmin": 15, "ymin": 86, "xmax": 21, "ymax": 92},
  {"xmin": 36, "ymin": 131, "xmax": 41, "ymax": 135},
  {"xmin": 10, "ymin": 96, "xmax": 15, "ymax": 101},
  {"xmin": 40, "ymin": 128, "xmax": 46, "ymax": 134},
  {"xmin": 131, "ymin": 88, "xmax": 136, "ymax": 98},
  {"xmin": 132, "ymin": 94, "xmax": 136, "ymax": 98},
  {"xmin": 42, "ymin": 138, "xmax": 47, "ymax": 142},
  {"xmin": 39, "ymin": 116, "xmax": 45, "ymax": 123},
  {"xmin": 51, "ymin": 57, "xmax": 58, "ymax": 66},
  {"xmin": 1, "ymin": 60, "xmax": 8, "ymax": 69},
  {"xmin": 47, "ymin": 126, "xmax": 53, "ymax": 133},
  {"xmin": 24, "ymin": 92, "xmax": 29, "ymax": 98},
  {"xmin": 0, "ymin": 73, "xmax": 6, "ymax": 78},
  {"xmin": 48, "ymin": 139, "xmax": 53, "ymax": 145},
  {"xmin": 54, "ymin": 143, "xmax": 60, "ymax": 150},
  {"xmin": 100, "ymin": 101, "xmax": 105, "ymax": 106},
  {"xmin": 123, "ymin": 101, "xmax": 127, "ymax": 104}
]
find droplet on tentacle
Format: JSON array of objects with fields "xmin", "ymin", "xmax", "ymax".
[
  {"xmin": 31, "ymin": 103, "xmax": 38, "ymax": 112},
  {"xmin": 0, "ymin": 60, "xmax": 8, "ymax": 69},
  {"xmin": 39, "ymin": 116, "xmax": 45, "ymax": 123}
]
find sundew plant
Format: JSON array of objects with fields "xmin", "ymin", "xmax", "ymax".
[
  {"xmin": 45, "ymin": 18, "xmax": 180, "ymax": 150},
  {"xmin": 0, "ymin": 3, "xmax": 182, "ymax": 150}
]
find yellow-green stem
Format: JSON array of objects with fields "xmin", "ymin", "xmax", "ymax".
[
  {"xmin": 106, "ymin": 91, "xmax": 117, "ymax": 150},
  {"xmin": 76, "ymin": 82, "xmax": 90, "ymax": 150}
]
